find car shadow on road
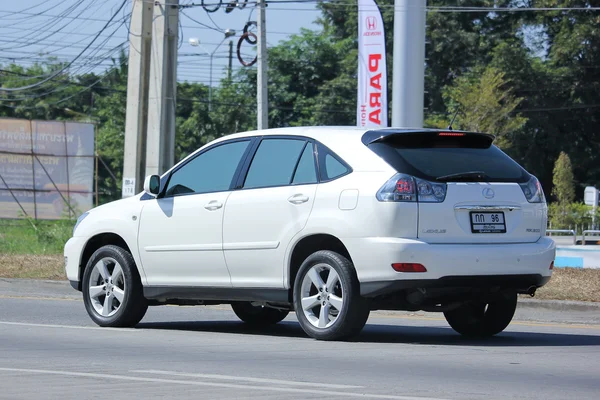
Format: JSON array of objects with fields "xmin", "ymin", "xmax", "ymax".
[
  {"xmin": 356, "ymin": 323, "xmax": 600, "ymax": 347},
  {"xmin": 136, "ymin": 320, "xmax": 600, "ymax": 347}
]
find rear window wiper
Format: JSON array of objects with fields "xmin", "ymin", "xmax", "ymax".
[{"xmin": 436, "ymin": 171, "xmax": 489, "ymax": 182}]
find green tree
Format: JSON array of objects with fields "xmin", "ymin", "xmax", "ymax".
[
  {"xmin": 551, "ymin": 151, "xmax": 576, "ymax": 228},
  {"xmin": 437, "ymin": 67, "xmax": 527, "ymax": 148}
]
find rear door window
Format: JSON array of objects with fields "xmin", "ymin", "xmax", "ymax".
[
  {"xmin": 243, "ymin": 138, "xmax": 308, "ymax": 189},
  {"xmin": 292, "ymin": 143, "xmax": 318, "ymax": 185},
  {"xmin": 366, "ymin": 132, "xmax": 528, "ymax": 183}
]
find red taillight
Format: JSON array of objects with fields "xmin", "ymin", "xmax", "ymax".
[
  {"xmin": 438, "ymin": 132, "xmax": 465, "ymax": 137},
  {"xmin": 392, "ymin": 263, "xmax": 427, "ymax": 273},
  {"xmin": 396, "ymin": 178, "xmax": 414, "ymax": 193},
  {"xmin": 376, "ymin": 173, "xmax": 445, "ymax": 203},
  {"xmin": 549, "ymin": 261, "xmax": 554, "ymax": 270}
]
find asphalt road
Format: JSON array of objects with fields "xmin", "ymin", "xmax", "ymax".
[{"xmin": 0, "ymin": 280, "xmax": 599, "ymax": 400}]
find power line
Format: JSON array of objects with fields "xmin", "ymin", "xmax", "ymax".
[
  {"xmin": 0, "ymin": 42, "xmax": 128, "ymax": 102},
  {"xmin": 180, "ymin": 9, "xmax": 224, "ymax": 33},
  {"xmin": 0, "ymin": 0, "xmax": 93, "ymax": 52},
  {"xmin": 0, "ymin": 0, "xmax": 129, "ymax": 92},
  {"xmin": 0, "ymin": 50, "xmax": 129, "ymax": 111}
]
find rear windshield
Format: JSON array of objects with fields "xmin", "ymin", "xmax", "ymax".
[{"xmin": 366, "ymin": 133, "xmax": 529, "ymax": 183}]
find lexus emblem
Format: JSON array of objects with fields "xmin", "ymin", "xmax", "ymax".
[{"xmin": 483, "ymin": 188, "xmax": 495, "ymax": 199}]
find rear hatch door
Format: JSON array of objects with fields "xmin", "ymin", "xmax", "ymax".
[{"xmin": 365, "ymin": 130, "xmax": 545, "ymax": 244}]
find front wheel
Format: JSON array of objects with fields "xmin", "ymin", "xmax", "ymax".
[
  {"xmin": 231, "ymin": 302, "xmax": 289, "ymax": 325},
  {"xmin": 82, "ymin": 245, "xmax": 148, "ymax": 327},
  {"xmin": 293, "ymin": 250, "xmax": 370, "ymax": 341},
  {"xmin": 443, "ymin": 292, "xmax": 518, "ymax": 337}
]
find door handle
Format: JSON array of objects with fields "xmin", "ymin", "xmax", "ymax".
[
  {"xmin": 204, "ymin": 200, "xmax": 223, "ymax": 211},
  {"xmin": 288, "ymin": 194, "xmax": 309, "ymax": 204}
]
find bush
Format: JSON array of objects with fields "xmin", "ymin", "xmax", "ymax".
[
  {"xmin": 35, "ymin": 219, "xmax": 75, "ymax": 253},
  {"xmin": 548, "ymin": 202, "xmax": 600, "ymax": 233}
]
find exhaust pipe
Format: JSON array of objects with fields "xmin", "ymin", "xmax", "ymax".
[{"xmin": 527, "ymin": 286, "xmax": 537, "ymax": 297}]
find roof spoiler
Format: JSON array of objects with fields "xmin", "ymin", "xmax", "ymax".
[{"xmin": 361, "ymin": 129, "xmax": 496, "ymax": 146}]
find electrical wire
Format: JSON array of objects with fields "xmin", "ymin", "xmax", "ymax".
[
  {"xmin": 0, "ymin": 49, "xmax": 129, "ymax": 110},
  {"xmin": 0, "ymin": 0, "xmax": 129, "ymax": 92},
  {"xmin": 180, "ymin": 9, "xmax": 225, "ymax": 33},
  {"xmin": 0, "ymin": 0, "xmax": 91, "ymax": 52},
  {"xmin": 0, "ymin": 41, "xmax": 128, "ymax": 102}
]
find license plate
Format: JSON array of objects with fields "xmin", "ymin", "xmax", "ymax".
[{"xmin": 470, "ymin": 212, "xmax": 506, "ymax": 234}]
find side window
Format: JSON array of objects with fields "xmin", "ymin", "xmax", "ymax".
[
  {"xmin": 292, "ymin": 143, "xmax": 317, "ymax": 185},
  {"xmin": 165, "ymin": 140, "xmax": 250, "ymax": 196},
  {"xmin": 244, "ymin": 139, "xmax": 307, "ymax": 189},
  {"xmin": 318, "ymin": 144, "xmax": 350, "ymax": 181}
]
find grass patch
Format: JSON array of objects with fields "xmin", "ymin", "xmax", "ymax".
[
  {"xmin": 0, "ymin": 254, "xmax": 64, "ymax": 280},
  {"xmin": 0, "ymin": 219, "xmax": 74, "ymax": 255},
  {"xmin": 533, "ymin": 267, "xmax": 600, "ymax": 302}
]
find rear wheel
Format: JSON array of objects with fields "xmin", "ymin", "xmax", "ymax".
[
  {"xmin": 82, "ymin": 245, "xmax": 148, "ymax": 327},
  {"xmin": 293, "ymin": 250, "xmax": 370, "ymax": 341},
  {"xmin": 231, "ymin": 302, "xmax": 289, "ymax": 325},
  {"xmin": 443, "ymin": 292, "xmax": 518, "ymax": 337}
]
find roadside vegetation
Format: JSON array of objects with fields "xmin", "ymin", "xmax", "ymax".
[
  {"xmin": 0, "ymin": 219, "xmax": 72, "ymax": 280},
  {"xmin": 0, "ymin": 219, "xmax": 74, "ymax": 255}
]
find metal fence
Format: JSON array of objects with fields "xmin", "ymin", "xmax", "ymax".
[{"xmin": 0, "ymin": 118, "xmax": 95, "ymax": 220}]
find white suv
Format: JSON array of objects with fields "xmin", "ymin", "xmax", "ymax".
[{"xmin": 64, "ymin": 126, "xmax": 555, "ymax": 340}]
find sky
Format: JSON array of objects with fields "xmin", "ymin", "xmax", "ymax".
[{"xmin": 0, "ymin": 0, "xmax": 323, "ymax": 86}]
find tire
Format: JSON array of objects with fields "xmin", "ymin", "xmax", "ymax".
[
  {"xmin": 443, "ymin": 291, "xmax": 518, "ymax": 337},
  {"xmin": 82, "ymin": 245, "xmax": 148, "ymax": 327},
  {"xmin": 293, "ymin": 250, "xmax": 370, "ymax": 341},
  {"xmin": 231, "ymin": 302, "xmax": 289, "ymax": 325}
]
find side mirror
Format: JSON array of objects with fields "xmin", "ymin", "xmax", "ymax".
[{"xmin": 143, "ymin": 175, "xmax": 160, "ymax": 196}]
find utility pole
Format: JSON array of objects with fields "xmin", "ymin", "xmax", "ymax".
[
  {"xmin": 257, "ymin": 0, "xmax": 268, "ymax": 129},
  {"xmin": 391, "ymin": 0, "xmax": 426, "ymax": 128},
  {"xmin": 228, "ymin": 40, "xmax": 233, "ymax": 81},
  {"xmin": 146, "ymin": 0, "xmax": 179, "ymax": 176},
  {"xmin": 122, "ymin": 0, "xmax": 153, "ymax": 197}
]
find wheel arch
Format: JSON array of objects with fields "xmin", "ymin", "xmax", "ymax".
[
  {"xmin": 76, "ymin": 233, "xmax": 136, "ymax": 291},
  {"xmin": 287, "ymin": 233, "xmax": 353, "ymax": 295}
]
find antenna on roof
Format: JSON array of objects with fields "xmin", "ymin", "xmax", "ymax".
[{"xmin": 447, "ymin": 106, "xmax": 461, "ymax": 131}]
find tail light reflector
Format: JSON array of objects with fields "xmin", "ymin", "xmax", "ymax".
[
  {"xmin": 519, "ymin": 175, "xmax": 545, "ymax": 203},
  {"xmin": 377, "ymin": 173, "xmax": 446, "ymax": 203},
  {"xmin": 549, "ymin": 261, "xmax": 554, "ymax": 270},
  {"xmin": 396, "ymin": 177, "xmax": 414, "ymax": 194},
  {"xmin": 392, "ymin": 263, "xmax": 427, "ymax": 273}
]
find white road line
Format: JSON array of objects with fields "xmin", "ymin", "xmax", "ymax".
[
  {"xmin": 0, "ymin": 321, "xmax": 135, "ymax": 332},
  {"xmin": 132, "ymin": 369, "xmax": 364, "ymax": 389},
  {"xmin": 0, "ymin": 367, "xmax": 449, "ymax": 400}
]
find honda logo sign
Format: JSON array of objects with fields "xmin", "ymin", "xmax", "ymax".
[{"xmin": 366, "ymin": 16, "xmax": 377, "ymax": 31}]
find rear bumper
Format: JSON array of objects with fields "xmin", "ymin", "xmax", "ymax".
[
  {"xmin": 361, "ymin": 274, "xmax": 551, "ymax": 297},
  {"xmin": 342, "ymin": 236, "xmax": 556, "ymax": 297}
]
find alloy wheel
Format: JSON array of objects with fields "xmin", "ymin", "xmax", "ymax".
[
  {"xmin": 87, "ymin": 257, "xmax": 126, "ymax": 317},
  {"xmin": 300, "ymin": 263, "xmax": 344, "ymax": 329}
]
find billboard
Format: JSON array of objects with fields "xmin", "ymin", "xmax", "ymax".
[{"xmin": 0, "ymin": 118, "xmax": 95, "ymax": 219}]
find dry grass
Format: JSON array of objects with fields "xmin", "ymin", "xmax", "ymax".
[
  {"xmin": 0, "ymin": 254, "xmax": 65, "ymax": 280},
  {"xmin": 0, "ymin": 254, "xmax": 598, "ymax": 302},
  {"xmin": 533, "ymin": 267, "xmax": 600, "ymax": 302}
]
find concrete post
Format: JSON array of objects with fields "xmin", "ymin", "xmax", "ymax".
[
  {"xmin": 146, "ymin": 0, "xmax": 178, "ymax": 177},
  {"xmin": 122, "ymin": 0, "xmax": 152, "ymax": 197},
  {"xmin": 257, "ymin": 0, "xmax": 268, "ymax": 130},
  {"xmin": 391, "ymin": 0, "xmax": 427, "ymax": 128}
]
